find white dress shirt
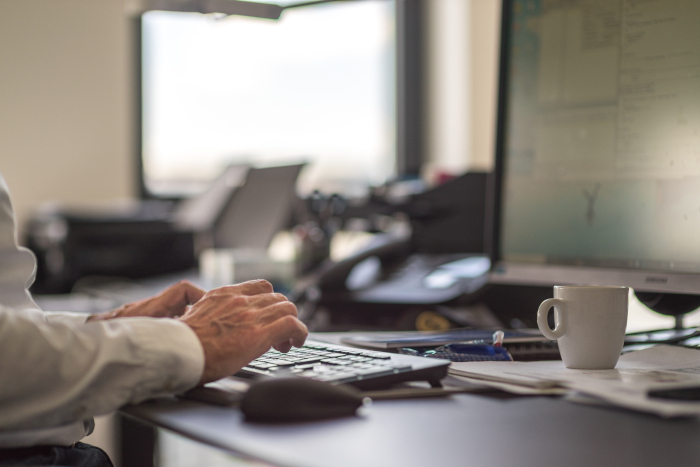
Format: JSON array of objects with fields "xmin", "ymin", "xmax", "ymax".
[{"xmin": 0, "ymin": 174, "xmax": 205, "ymax": 447}]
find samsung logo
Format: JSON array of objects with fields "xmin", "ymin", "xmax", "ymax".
[{"xmin": 645, "ymin": 276, "xmax": 668, "ymax": 284}]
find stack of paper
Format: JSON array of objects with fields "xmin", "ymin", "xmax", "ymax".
[{"xmin": 449, "ymin": 345, "xmax": 700, "ymax": 417}]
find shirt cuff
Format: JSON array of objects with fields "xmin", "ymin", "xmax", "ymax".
[{"xmin": 127, "ymin": 318, "xmax": 205, "ymax": 393}]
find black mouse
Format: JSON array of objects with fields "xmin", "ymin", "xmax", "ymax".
[{"xmin": 240, "ymin": 377, "xmax": 366, "ymax": 423}]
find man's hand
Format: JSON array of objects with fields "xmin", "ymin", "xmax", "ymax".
[
  {"xmin": 179, "ymin": 280, "xmax": 308, "ymax": 385},
  {"xmin": 87, "ymin": 280, "xmax": 206, "ymax": 322}
]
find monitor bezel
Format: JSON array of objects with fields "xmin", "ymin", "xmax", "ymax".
[{"xmin": 488, "ymin": 0, "xmax": 700, "ymax": 296}]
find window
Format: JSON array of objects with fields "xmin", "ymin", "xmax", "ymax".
[{"xmin": 141, "ymin": 1, "xmax": 396, "ymax": 197}]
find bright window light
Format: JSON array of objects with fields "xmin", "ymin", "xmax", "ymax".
[{"xmin": 141, "ymin": 1, "xmax": 396, "ymax": 196}]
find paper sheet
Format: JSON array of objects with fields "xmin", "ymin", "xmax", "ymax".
[
  {"xmin": 447, "ymin": 374, "xmax": 569, "ymax": 395},
  {"xmin": 449, "ymin": 346, "xmax": 700, "ymax": 417}
]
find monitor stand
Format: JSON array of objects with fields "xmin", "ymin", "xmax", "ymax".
[{"xmin": 625, "ymin": 292, "xmax": 700, "ymax": 345}]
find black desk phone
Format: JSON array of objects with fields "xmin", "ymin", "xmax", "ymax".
[
  {"xmin": 292, "ymin": 172, "xmax": 495, "ymax": 329},
  {"xmin": 316, "ymin": 237, "xmax": 490, "ymax": 305},
  {"xmin": 300, "ymin": 235, "xmax": 552, "ymax": 330},
  {"xmin": 316, "ymin": 173, "xmax": 491, "ymax": 305}
]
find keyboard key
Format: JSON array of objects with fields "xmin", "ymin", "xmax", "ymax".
[
  {"xmin": 350, "ymin": 356, "xmax": 372, "ymax": 362},
  {"xmin": 259, "ymin": 363, "xmax": 278, "ymax": 370},
  {"xmin": 276, "ymin": 356, "xmax": 306, "ymax": 363},
  {"xmin": 294, "ymin": 363, "xmax": 318, "ymax": 370},
  {"xmin": 295, "ymin": 356, "xmax": 325, "ymax": 364},
  {"xmin": 267, "ymin": 359, "xmax": 296, "ymax": 367},
  {"xmin": 305, "ymin": 344, "xmax": 328, "ymax": 350},
  {"xmin": 351, "ymin": 363, "xmax": 375, "ymax": 369},
  {"xmin": 281, "ymin": 354, "xmax": 304, "ymax": 360},
  {"xmin": 321, "ymin": 359, "xmax": 353, "ymax": 365}
]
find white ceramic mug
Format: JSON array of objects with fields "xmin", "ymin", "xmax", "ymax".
[{"xmin": 537, "ymin": 286, "xmax": 628, "ymax": 369}]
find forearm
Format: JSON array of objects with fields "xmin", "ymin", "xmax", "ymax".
[{"xmin": 0, "ymin": 307, "xmax": 204, "ymax": 431}]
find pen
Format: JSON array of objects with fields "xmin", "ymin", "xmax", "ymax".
[{"xmin": 493, "ymin": 330, "xmax": 505, "ymax": 347}]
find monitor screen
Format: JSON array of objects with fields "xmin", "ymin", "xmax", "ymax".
[{"xmin": 492, "ymin": 0, "xmax": 700, "ymax": 295}]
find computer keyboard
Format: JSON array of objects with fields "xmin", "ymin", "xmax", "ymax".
[{"xmin": 237, "ymin": 340, "xmax": 450, "ymax": 390}]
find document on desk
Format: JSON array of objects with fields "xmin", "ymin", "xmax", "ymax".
[{"xmin": 449, "ymin": 346, "xmax": 700, "ymax": 417}]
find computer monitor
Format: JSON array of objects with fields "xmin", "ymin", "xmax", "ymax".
[{"xmin": 490, "ymin": 0, "xmax": 700, "ymax": 328}]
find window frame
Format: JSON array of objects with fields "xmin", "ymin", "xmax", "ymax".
[{"xmin": 132, "ymin": 0, "xmax": 426, "ymax": 200}]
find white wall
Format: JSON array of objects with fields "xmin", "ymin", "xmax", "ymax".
[
  {"xmin": 425, "ymin": 0, "xmax": 501, "ymax": 177},
  {"xmin": 469, "ymin": 0, "xmax": 501, "ymax": 170},
  {"xmin": 0, "ymin": 2, "xmax": 133, "ymax": 459},
  {"xmin": 0, "ymin": 0, "xmax": 135, "ymax": 236},
  {"xmin": 425, "ymin": 0, "xmax": 472, "ymax": 176}
]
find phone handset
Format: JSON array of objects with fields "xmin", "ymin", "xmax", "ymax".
[{"xmin": 316, "ymin": 238, "xmax": 412, "ymax": 292}]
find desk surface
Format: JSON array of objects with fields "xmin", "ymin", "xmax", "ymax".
[{"xmin": 123, "ymin": 387, "xmax": 700, "ymax": 467}]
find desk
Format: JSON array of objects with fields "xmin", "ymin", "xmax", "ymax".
[
  {"xmin": 122, "ymin": 392, "xmax": 700, "ymax": 467},
  {"xmin": 37, "ymin": 286, "xmax": 700, "ymax": 466},
  {"xmin": 39, "ymin": 274, "xmax": 695, "ymax": 467},
  {"xmin": 122, "ymin": 376, "xmax": 700, "ymax": 466}
]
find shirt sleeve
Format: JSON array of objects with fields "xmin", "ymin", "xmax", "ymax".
[
  {"xmin": 0, "ymin": 173, "xmax": 205, "ymax": 433},
  {"xmin": 44, "ymin": 311, "xmax": 89, "ymax": 326},
  {"xmin": 0, "ymin": 306, "xmax": 204, "ymax": 431}
]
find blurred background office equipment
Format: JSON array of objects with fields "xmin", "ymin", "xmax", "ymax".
[
  {"xmin": 26, "ymin": 200, "xmax": 196, "ymax": 294},
  {"xmin": 173, "ymin": 163, "xmax": 302, "ymax": 250},
  {"xmin": 208, "ymin": 164, "xmax": 302, "ymax": 249},
  {"xmin": 297, "ymin": 171, "xmax": 495, "ymax": 331},
  {"xmin": 26, "ymin": 163, "xmax": 302, "ymax": 293}
]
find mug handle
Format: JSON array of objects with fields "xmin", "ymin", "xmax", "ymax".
[{"xmin": 537, "ymin": 298, "xmax": 566, "ymax": 340}]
